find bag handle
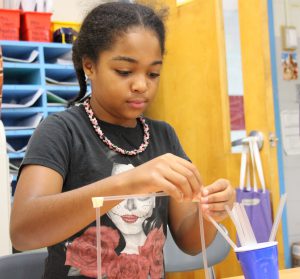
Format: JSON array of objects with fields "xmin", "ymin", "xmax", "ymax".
[
  {"xmin": 239, "ymin": 138, "xmax": 266, "ymax": 192},
  {"xmin": 239, "ymin": 144, "xmax": 251, "ymax": 191},
  {"xmin": 250, "ymin": 139, "xmax": 266, "ymax": 192}
]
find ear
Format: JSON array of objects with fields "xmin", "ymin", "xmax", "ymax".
[{"xmin": 82, "ymin": 56, "xmax": 95, "ymax": 79}]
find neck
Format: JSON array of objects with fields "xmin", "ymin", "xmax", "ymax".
[{"xmin": 90, "ymin": 97, "xmax": 137, "ymax": 127}]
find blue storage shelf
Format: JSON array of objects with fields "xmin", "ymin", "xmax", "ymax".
[
  {"xmin": 5, "ymin": 130, "xmax": 34, "ymax": 137},
  {"xmin": 47, "ymin": 106, "xmax": 66, "ymax": 113},
  {"xmin": 8, "ymin": 153, "xmax": 26, "ymax": 159},
  {"xmin": 1, "ymin": 41, "xmax": 75, "ymax": 187},
  {"xmin": 3, "ymin": 84, "xmax": 41, "ymax": 91}
]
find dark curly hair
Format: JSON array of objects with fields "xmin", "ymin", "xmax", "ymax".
[{"xmin": 70, "ymin": 1, "xmax": 167, "ymax": 105}]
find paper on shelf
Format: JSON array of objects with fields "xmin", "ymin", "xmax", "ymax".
[
  {"xmin": 6, "ymin": 142, "xmax": 27, "ymax": 153},
  {"xmin": 5, "ymin": 113, "xmax": 43, "ymax": 130},
  {"xmin": 55, "ymin": 51, "xmax": 73, "ymax": 66},
  {"xmin": 47, "ymin": 91, "xmax": 68, "ymax": 106},
  {"xmin": 9, "ymin": 162, "xmax": 19, "ymax": 170},
  {"xmin": 3, "ymin": 50, "xmax": 39, "ymax": 64},
  {"xmin": 2, "ymin": 88, "xmax": 43, "ymax": 108},
  {"xmin": 46, "ymin": 76, "xmax": 78, "ymax": 86}
]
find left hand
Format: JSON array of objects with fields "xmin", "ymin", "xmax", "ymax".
[{"xmin": 199, "ymin": 179, "xmax": 235, "ymax": 223}]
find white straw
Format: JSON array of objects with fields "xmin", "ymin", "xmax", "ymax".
[
  {"xmin": 198, "ymin": 204, "xmax": 211, "ymax": 279},
  {"xmin": 96, "ymin": 207, "xmax": 101, "ymax": 279},
  {"xmin": 99, "ymin": 192, "xmax": 168, "ymax": 202},
  {"xmin": 230, "ymin": 204, "xmax": 246, "ymax": 246},
  {"xmin": 269, "ymin": 193, "xmax": 288, "ymax": 242},
  {"xmin": 234, "ymin": 204, "xmax": 251, "ymax": 245},
  {"xmin": 240, "ymin": 203, "xmax": 257, "ymax": 244},
  {"xmin": 207, "ymin": 215, "xmax": 238, "ymax": 250}
]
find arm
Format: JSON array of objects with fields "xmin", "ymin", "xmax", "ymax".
[{"xmin": 10, "ymin": 153, "xmax": 201, "ymax": 251}]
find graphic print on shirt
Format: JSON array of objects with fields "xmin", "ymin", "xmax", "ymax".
[{"xmin": 65, "ymin": 163, "xmax": 166, "ymax": 279}]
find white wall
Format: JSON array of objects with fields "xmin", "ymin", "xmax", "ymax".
[{"xmin": 52, "ymin": 0, "xmax": 103, "ymax": 22}]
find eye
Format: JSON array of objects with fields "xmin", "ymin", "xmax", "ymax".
[
  {"xmin": 115, "ymin": 70, "xmax": 131, "ymax": 76},
  {"xmin": 148, "ymin": 72, "xmax": 160, "ymax": 79}
]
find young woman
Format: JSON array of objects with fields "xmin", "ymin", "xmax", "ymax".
[{"xmin": 10, "ymin": 2, "xmax": 235, "ymax": 278}]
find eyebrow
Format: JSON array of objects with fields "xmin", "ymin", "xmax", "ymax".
[{"xmin": 111, "ymin": 56, "xmax": 162, "ymax": 66}]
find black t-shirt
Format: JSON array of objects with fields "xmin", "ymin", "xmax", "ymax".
[{"xmin": 20, "ymin": 105, "xmax": 189, "ymax": 279}]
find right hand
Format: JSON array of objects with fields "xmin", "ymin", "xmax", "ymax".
[{"xmin": 123, "ymin": 153, "xmax": 203, "ymax": 202}]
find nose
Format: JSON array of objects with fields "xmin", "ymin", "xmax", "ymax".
[
  {"xmin": 131, "ymin": 74, "xmax": 148, "ymax": 94},
  {"xmin": 124, "ymin": 199, "xmax": 137, "ymax": 211}
]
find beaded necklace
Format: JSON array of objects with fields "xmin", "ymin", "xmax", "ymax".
[{"xmin": 83, "ymin": 98, "xmax": 150, "ymax": 156}]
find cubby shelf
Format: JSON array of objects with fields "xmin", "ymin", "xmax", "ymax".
[{"xmin": 0, "ymin": 40, "xmax": 78, "ymax": 182}]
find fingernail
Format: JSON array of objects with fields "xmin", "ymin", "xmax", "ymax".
[
  {"xmin": 202, "ymin": 204, "xmax": 209, "ymax": 210},
  {"xmin": 201, "ymin": 197, "xmax": 208, "ymax": 203},
  {"xmin": 202, "ymin": 189, "xmax": 209, "ymax": 196}
]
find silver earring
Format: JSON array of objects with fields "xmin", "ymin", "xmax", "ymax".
[{"xmin": 85, "ymin": 74, "xmax": 89, "ymax": 82}]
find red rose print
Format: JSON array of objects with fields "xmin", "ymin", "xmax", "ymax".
[
  {"xmin": 139, "ymin": 226, "xmax": 165, "ymax": 279},
  {"xmin": 65, "ymin": 226, "xmax": 119, "ymax": 278},
  {"xmin": 110, "ymin": 253, "xmax": 149, "ymax": 279}
]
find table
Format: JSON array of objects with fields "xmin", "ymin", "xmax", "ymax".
[{"xmin": 222, "ymin": 267, "xmax": 300, "ymax": 279}]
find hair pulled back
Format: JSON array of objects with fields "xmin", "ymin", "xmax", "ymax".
[{"xmin": 71, "ymin": 1, "xmax": 167, "ymax": 105}]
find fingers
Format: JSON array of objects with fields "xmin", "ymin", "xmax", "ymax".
[
  {"xmin": 168, "ymin": 160, "xmax": 201, "ymax": 199},
  {"xmin": 153, "ymin": 154, "xmax": 202, "ymax": 201},
  {"xmin": 200, "ymin": 179, "xmax": 235, "ymax": 222}
]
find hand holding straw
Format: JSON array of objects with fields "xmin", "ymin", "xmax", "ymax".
[{"xmin": 269, "ymin": 193, "xmax": 288, "ymax": 242}]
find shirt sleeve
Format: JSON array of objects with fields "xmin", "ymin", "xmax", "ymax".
[
  {"xmin": 20, "ymin": 114, "xmax": 71, "ymax": 180},
  {"xmin": 165, "ymin": 123, "xmax": 191, "ymax": 162}
]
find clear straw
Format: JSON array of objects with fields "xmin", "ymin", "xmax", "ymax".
[
  {"xmin": 207, "ymin": 215, "xmax": 238, "ymax": 250},
  {"xmin": 96, "ymin": 207, "xmax": 101, "ymax": 279},
  {"xmin": 269, "ymin": 193, "xmax": 288, "ymax": 242},
  {"xmin": 101, "ymin": 192, "xmax": 168, "ymax": 202},
  {"xmin": 198, "ymin": 203, "xmax": 211, "ymax": 279}
]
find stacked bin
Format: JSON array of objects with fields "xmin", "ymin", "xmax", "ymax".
[
  {"xmin": 0, "ymin": 9, "xmax": 21, "ymax": 40},
  {"xmin": 21, "ymin": 12, "xmax": 52, "ymax": 42}
]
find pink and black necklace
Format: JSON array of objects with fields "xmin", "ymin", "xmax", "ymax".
[{"xmin": 83, "ymin": 97, "xmax": 150, "ymax": 156}]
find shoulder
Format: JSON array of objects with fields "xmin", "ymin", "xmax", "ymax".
[
  {"xmin": 145, "ymin": 118, "xmax": 177, "ymax": 138},
  {"xmin": 145, "ymin": 118, "xmax": 175, "ymax": 133},
  {"xmin": 38, "ymin": 105, "xmax": 86, "ymax": 131}
]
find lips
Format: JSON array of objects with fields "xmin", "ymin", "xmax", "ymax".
[
  {"xmin": 127, "ymin": 99, "xmax": 147, "ymax": 109},
  {"xmin": 121, "ymin": 215, "xmax": 138, "ymax": 223}
]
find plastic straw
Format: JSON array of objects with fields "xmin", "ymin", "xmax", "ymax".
[
  {"xmin": 230, "ymin": 204, "xmax": 246, "ymax": 246},
  {"xmin": 101, "ymin": 192, "xmax": 168, "ymax": 202},
  {"xmin": 198, "ymin": 203, "xmax": 211, "ymax": 279},
  {"xmin": 269, "ymin": 193, "xmax": 288, "ymax": 242},
  {"xmin": 240, "ymin": 203, "xmax": 257, "ymax": 244},
  {"xmin": 207, "ymin": 215, "xmax": 238, "ymax": 250},
  {"xmin": 96, "ymin": 207, "xmax": 101, "ymax": 279}
]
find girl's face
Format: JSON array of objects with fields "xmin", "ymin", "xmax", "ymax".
[{"xmin": 85, "ymin": 27, "xmax": 163, "ymax": 127}]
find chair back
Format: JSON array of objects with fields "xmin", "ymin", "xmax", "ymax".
[
  {"xmin": 164, "ymin": 226, "xmax": 230, "ymax": 273},
  {"xmin": 0, "ymin": 251, "xmax": 47, "ymax": 279}
]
